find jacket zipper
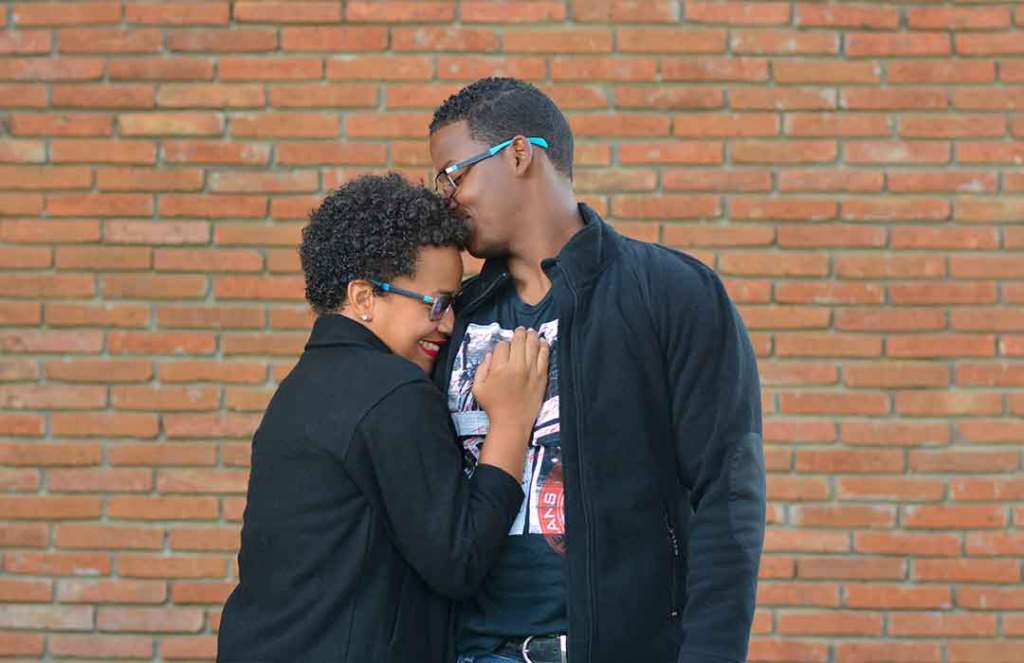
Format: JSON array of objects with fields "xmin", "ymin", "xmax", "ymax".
[
  {"xmin": 664, "ymin": 509, "xmax": 681, "ymax": 620},
  {"xmin": 559, "ymin": 264, "xmax": 596, "ymax": 656}
]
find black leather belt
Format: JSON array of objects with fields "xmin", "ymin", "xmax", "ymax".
[{"xmin": 492, "ymin": 634, "xmax": 568, "ymax": 663}]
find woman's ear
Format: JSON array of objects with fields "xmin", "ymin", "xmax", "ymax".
[{"xmin": 347, "ymin": 280, "xmax": 375, "ymax": 322}]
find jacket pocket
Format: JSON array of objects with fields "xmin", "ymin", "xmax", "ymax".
[{"xmin": 664, "ymin": 509, "xmax": 681, "ymax": 621}]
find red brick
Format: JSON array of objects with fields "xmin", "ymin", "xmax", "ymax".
[
  {"xmin": 615, "ymin": 87, "xmax": 722, "ymax": 110},
  {"xmin": 0, "ymin": 631, "xmax": 44, "ymax": 655},
  {"xmin": 0, "ymin": 384, "xmax": 106, "ymax": 409},
  {"xmin": 44, "ymin": 303, "xmax": 148, "ymax": 330},
  {"xmin": 108, "ymin": 331, "xmax": 216, "ymax": 355},
  {"xmin": 163, "ymin": 413, "xmax": 260, "ymax": 439},
  {"xmin": 757, "ymin": 582, "xmax": 839, "ymax": 607},
  {"xmin": 838, "ymin": 477, "xmax": 946, "ymax": 503},
  {"xmin": 391, "ymin": 27, "xmax": 495, "ymax": 52},
  {"xmin": 916, "ymin": 558, "xmax": 1019, "ymax": 583},
  {"xmin": 160, "ymin": 194, "xmax": 267, "ymax": 219},
  {"xmin": 848, "ymin": 33, "xmax": 951, "ymax": 58},
  {"xmin": 619, "ymin": 28, "xmax": 725, "ymax": 54},
  {"xmin": 461, "ymin": 1, "xmax": 564, "ymax": 22},
  {"xmin": 168, "ymin": 28, "xmax": 275, "ymax": 52},
  {"xmin": 778, "ymin": 611, "xmax": 882, "ymax": 636},
  {"xmin": 169, "ymin": 527, "xmax": 241, "ymax": 553},
  {"xmin": 619, "ymin": 142, "xmax": 722, "ymax": 165},
  {"xmin": 55, "ymin": 524, "xmax": 163, "ymax": 551},
  {"xmin": 904, "ymin": 504, "xmax": 1007, "ymax": 530},
  {"xmin": 749, "ymin": 638, "xmax": 829, "ymax": 662},
  {"xmin": 109, "ymin": 443, "xmax": 217, "ymax": 467},
  {"xmin": 949, "ymin": 641, "xmax": 1024, "ymax": 662},
  {"xmin": 795, "ymin": 448, "xmax": 903, "ymax": 473},
  {"xmin": 118, "ymin": 554, "xmax": 226, "ymax": 579},
  {"xmin": 51, "ymin": 413, "xmax": 158, "ymax": 438},
  {"xmin": 108, "ymin": 496, "xmax": 218, "ymax": 521},
  {"xmin": 957, "ymin": 475, "xmax": 1024, "ymax": 503},
  {"xmin": 58, "ymin": 27, "xmax": 160, "ymax": 54},
  {"xmin": 957, "ymin": 363, "xmax": 1024, "ymax": 387},
  {"xmin": 776, "ymin": 333, "xmax": 883, "ymax": 358},
  {"xmin": 843, "ymin": 87, "xmax": 948, "ymax": 111},
  {"xmin": 909, "ymin": 7, "xmax": 1011, "ymax": 30},
  {"xmin": 763, "ymin": 529, "xmax": 849, "ymax": 553},
  {"xmin": 776, "ymin": 282, "xmax": 885, "ymax": 305},
  {"xmin": 842, "ymin": 421, "xmax": 949, "ymax": 448},
  {"xmin": 158, "ymin": 83, "xmax": 265, "ymax": 108},
  {"xmin": 836, "ymin": 642, "xmax": 942, "ymax": 663},
  {"xmin": 46, "ymin": 191, "xmax": 152, "ymax": 217},
  {"xmin": 794, "ymin": 505, "xmax": 895, "ymax": 529},
  {"xmin": 0, "ymin": 577, "xmax": 51, "ymax": 603},
  {"xmin": 732, "ymin": 30, "xmax": 837, "ymax": 55},
  {"xmin": 0, "ymin": 84, "xmax": 47, "ymax": 107},
  {"xmin": 912, "ymin": 449, "xmax": 1019, "ymax": 474},
  {"xmin": 0, "ymin": 605, "xmax": 94, "ymax": 630},
  {"xmin": 14, "ymin": 2, "xmax": 118, "ymax": 25},
  {"xmin": 156, "ymin": 307, "xmax": 263, "ymax": 331},
  {"xmin": 844, "ymin": 361, "xmax": 949, "ymax": 389},
  {"xmin": 799, "ymin": 557, "xmax": 906, "ymax": 580},
  {"xmin": 58, "ymin": 579, "xmax": 165, "ymax": 604},
  {"xmin": 8, "ymin": 113, "xmax": 111, "ymax": 138},
  {"xmin": 774, "ymin": 61, "xmax": 879, "ymax": 85},
  {"xmin": 687, "ymin": 2, "xmax": 789, "ymax": 25},
  {"xmin": 889, "ymin": 170, "xmax": 997, "ymax": 194},
  {"xmin": 125, "ymin": 2, "xmax": 229, "ymax": 25},
  {"xmin": 49, "ymin": 634, "xmax": 153, "ymax": 659},
  {"xmin": 958, "ymin": 141, "xmax": 1024, "ymax": 163},
  {"xmin": 163, "ymin": 140, "xmax": 270, "ymax": 166},
  {"xmin": 662, "ymin": 57, "xmax": 768, "ymax": 82},
  {"xmin": 97, "ymin": 607, "xmax": 203, "ymax": 633},
  {"xmin": 890, "ymin": 282, "xmax": 997, "ymax": 306},
  {"xmin": 732, "ymin": 140, "xmax": 837, "ymax": 163},
  {"xmin": 896, "ymin": 390, "xmax": 1002, "ymax": 417},
  {"xmin": 958, "ymin": 33, "xmax": 1024, "ymax": 56},
  {"xmin": 110, "ymin": 57, "xmax": 215, "ymax": 81},
  {"xmin": 957, "ymin": 586, "xmax": 1024, "ymax": 610},
  {"xmin": 0, "ymin": 329, "xmax": 103, "ymax": 354},
  {"xmin": 889, "ymin": 60, "xmax": 995, "ymax": 84},
  {"xmin": 157, "ymin": 469, "xmax": 248, "ymax": 495},
  {"xmin": 0, "ymin": 57, "xmax": 104, "ymax": 81},
  {"xmin": 5, "ymin": 551, "xmax": 109, "ymax": 576},
  {"xmin": 233, "ymin": 1, "xmax": 340, "ymax": 22},
  {"xmin": 966, "ymin": 531, "xmax": 1024, "ymax": 556},
  {"xmin": 954, "ymin": 88, "xmax": 1024, "ymax": 110},
  {"xmin": 796, "ymin": 3, "xmax": 898, "ymax": 29}
]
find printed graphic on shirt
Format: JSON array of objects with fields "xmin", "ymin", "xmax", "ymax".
[{"xmin": 448, "ymin": 321, "xmax": 565, "ymax": 555}]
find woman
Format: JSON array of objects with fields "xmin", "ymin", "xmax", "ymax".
[{"xmin": 218, "ymin": 173, "xmax": 549, "ymax": 662}]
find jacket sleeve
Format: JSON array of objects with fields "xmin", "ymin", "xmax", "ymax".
[
  {"xmin": 355, "ymin": 379, "xmax": 524, "ymax": 601},
  {"xmin": 646, "ymin": 250, "xmax": 766, "ymax": 663}
]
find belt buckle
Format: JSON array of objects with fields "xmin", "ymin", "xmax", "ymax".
[{"xmin": 519, "ymin": 634, "xmax": 568, "ymax": 663}]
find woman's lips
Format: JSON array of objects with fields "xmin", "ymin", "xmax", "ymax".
[{"xmin": 418, "ymin": 339, "xmax": 443, "ymax": 359}]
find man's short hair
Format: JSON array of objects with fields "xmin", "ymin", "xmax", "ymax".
[
  {"xmin": 299, "ymin": 172, "xmax": 468, "ymax": 315},
  {"xmin": 430, "ymin": 77, "xmax": 574, "ymax": 179}
]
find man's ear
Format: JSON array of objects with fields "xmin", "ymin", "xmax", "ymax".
[
  {"xmin": 509, "ymin": 135, "xmax": 535, "ymax": 176},
  {"xmin": 347, "ymin": 280, "xmax": 376, "ymax": 321}
]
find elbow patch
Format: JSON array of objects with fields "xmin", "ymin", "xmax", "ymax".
[{"xmin": 728, "ymin": 432, "xmax": 767, "ymax": 561}]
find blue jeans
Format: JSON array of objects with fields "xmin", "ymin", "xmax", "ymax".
[{"xmin": 456, "ymin": 656, "xmax": 519, "ymax": 663}]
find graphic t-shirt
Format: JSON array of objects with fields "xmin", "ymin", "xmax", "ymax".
[{"xmin": 446, "ymin": 280, "xmax": 567, "ymax": 655}]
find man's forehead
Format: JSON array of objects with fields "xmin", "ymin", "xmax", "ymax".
[{"xmin": 430, "ymin": 122, "xmax": 483, "ymax": 158}]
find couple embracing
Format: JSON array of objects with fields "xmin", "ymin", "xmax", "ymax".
[{"xmin": 218, "ymin": 77, "xmax": 765, "ymax": 663}]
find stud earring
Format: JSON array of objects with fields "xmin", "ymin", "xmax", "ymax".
[{"xmin": 361, "ymin": 314, "xmax": 371, "ymax": 322}]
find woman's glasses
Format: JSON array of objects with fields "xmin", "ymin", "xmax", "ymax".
[{"xmin": 368, "ymin": 279, "xmax": 454, "ymax": 321}]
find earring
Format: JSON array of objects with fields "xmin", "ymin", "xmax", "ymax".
[{"xmin": 361, "ymin": 314, "xmax": 371, "ymax": 322}]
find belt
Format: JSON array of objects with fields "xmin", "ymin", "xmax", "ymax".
[{"xmin": 492, "ymin": 634, "xmax": 567, "ymax": 663}]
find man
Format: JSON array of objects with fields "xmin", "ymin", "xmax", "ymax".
[{"xmin": 428, "ymin": 78, "xmax": 766, "ymax": 663}]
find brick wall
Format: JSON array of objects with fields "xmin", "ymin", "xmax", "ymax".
[{"xmin": 1, "ymin": 1, "xmax": 1022, "ymax": 661}]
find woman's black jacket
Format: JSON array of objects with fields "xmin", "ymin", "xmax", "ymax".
[{"xmin": 217, "ymin": 314, "xmax": 523, "ymax": 662}]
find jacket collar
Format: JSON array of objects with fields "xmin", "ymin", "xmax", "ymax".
[
  {"xmin": 460, "ymin": 202, "xmax": 621, "ymax": 306},
  {"xmin": 305, "ymin": 313, "xmax": 392, "ymax": 354}
]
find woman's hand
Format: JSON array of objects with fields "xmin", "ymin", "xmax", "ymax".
[{"xmin": 472, "ymin": 328, "xmax": 550, "ymax": 478}]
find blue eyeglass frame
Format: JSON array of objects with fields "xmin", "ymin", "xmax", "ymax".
[
  {"xmin": 434, "ymin": 136, "xmax": 549, "ymax": 196},
  {"xmin": 368, "ymin": 279, "xmax": 454, "ymax": 321}
]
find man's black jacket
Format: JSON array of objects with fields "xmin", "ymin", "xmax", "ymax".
[
  {"xmin": 433, "ymin": 204, "xmax": 766, "ymax": 663},
  {"xmin": 218, "ymin": 315, "xmax": 523, "ymax": 662}
]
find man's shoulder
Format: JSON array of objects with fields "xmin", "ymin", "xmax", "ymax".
[{"xmin": 614, "ymin": 234, "xmax": 719, "ymax": 296}]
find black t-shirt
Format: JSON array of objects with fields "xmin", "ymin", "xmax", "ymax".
[{"xmin": 445, "ymin": 279, "xmax": 567, "ymax": 655}]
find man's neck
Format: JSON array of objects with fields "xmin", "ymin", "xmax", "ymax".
[{"xmin": 505, "ymin": 199, "xmax": 583, "ymax": 306}]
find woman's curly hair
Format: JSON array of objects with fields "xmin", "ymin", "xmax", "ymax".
[{"xmin": 299, "ymin": 173, "xmax": 468, "ymax": 315}]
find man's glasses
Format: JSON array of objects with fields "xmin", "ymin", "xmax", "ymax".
[
  {"xmin": 434, "ymin": 136, "xmax": 549, "ymax": 199},
  {"xmin": 368, "ymin": 279, "xmax": 454, "ymax": 322}
]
